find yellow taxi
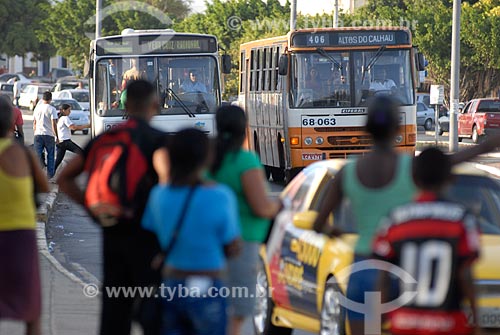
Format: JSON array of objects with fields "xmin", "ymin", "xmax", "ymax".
[{"xmin": 253, "ymin": 160, "xmax": 500, "ymax": 335}]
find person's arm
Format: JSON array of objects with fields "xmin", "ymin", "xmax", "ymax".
[
  {"xmin": 56, "ymin": 155, "xmax": 85, "ymax": 205},
  {"xmin": 26, "ymin": 148, "xmax": 50, "ymax": 193},
  {"xmin": 460, "ymin": 266, "xmax": 480, "ymax": 335},
  {"xmin": 313, "ymin": 169, "xmax": 345, "ymax": 235},
  {"xmin": 241, "ymin": 168, "xmax": 281, "ymax": 219},
  {"xmin": 153, "ymin": 147, "xmax": 169, "ymax": 185},
  {"xmin": 68, "ymin": 124, "xmax": 90, "ymax": 131},
  {"xmin": 450, "ymin": 133, "xmax": 500, "ymax": 165},
  {"xmin": 221, "ymin": 189, "xmax": 242, "ymax": 258}
]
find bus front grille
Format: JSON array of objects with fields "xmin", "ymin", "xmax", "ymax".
[{"xmin": 327, "ymin": 135, "xmax": 373, "ymax": 147}]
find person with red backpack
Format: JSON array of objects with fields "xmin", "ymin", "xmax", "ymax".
[{"xmin": 57, "ymin": 80, "xmax": 167, "ymax": 335}]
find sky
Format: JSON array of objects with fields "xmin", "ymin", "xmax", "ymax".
[{"xmin": 191, "ymin": 0, "xmax": 335, "ymax": 15}]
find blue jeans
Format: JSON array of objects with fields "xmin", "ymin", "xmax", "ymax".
[
  {"xmin": 34, "ymin": 135, "xmax": 55, "ymax": 178},
  {"xmin": 161, "ymin": 278, "xmax": 227, "ymax": 335}
]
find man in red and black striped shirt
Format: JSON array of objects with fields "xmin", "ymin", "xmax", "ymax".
[{"xmin": 373, "ymin": 147, "xmax": 480, "ymax": 335}]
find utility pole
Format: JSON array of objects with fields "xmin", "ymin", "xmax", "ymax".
[
  {"xmin": 334, "ymin": 0, "xmax": 339, "ymax": 28},
  {"xmin": 449, "ymin": 0, "xmax": 461, "ymax": 152},
  {"xmin": 96, "ymin": 0, "xmax": 102, "ymax": 39},
  {"xmin": 290, "ymin": 0, "xmax": 297, "ymax": 31}
]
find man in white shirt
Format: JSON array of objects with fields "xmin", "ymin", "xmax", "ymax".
[
  {"xmin": 33, "ymin": 91, "xmax": 59, "ymax": 178},
  {"xmin": 369, "ymin": 68, "xmax": 397, "ymax": 92},
  {"xmin": 180, "ymin": 70, "xmax": 207, "ymax": 93}
]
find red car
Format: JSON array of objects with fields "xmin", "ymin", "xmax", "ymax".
[{"xmin": 459, "ymin": 98, "xmax": 500, "ymax": 143}]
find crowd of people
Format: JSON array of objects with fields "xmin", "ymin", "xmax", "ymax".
[{"xmin": 1, "ymin": 78, "xmax": 499, "ymax": 335}]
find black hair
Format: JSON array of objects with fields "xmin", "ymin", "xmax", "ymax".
[
  {"xmin": 43, "ymin": 91, "xmax": 52, "ymax": 101},
  {"xmin": 59, "ymin": 103, "xmax": 71, "ymax": 117},
  {"xmin": 60, "ymin": 103, "xmax": 71, "ymax": 111},
  {"xmin": 210, "ymin": 105, "xmax": 247, "ymax": 174},
  {"xmin": 365, "ymin": 95, "xmax": 400, "ymax": 143},
  {"xmin": 125, "ymin": 79, "xmax": 155, "ymax": 111},
  {"xmin": 169, "ymin": 128, "xmax": 210, "ymax": 181},
  {"xmin": 0, "ymin": 95, "xmax": 13, "ymax": 137},
  {"xmin": 413, "ymin": 147, "xmax": 452, "ymax": 190}
]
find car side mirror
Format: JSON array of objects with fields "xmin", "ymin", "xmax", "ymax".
[
  {"xmin": 221, "ymin": 55, "xmax": 232, "ymax": 74},
  {"xmin": 278, "ymin": 54, "xmax": 288, "ymax": 76}
]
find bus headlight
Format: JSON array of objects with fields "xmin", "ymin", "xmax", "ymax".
[
  {"xmin": 304, "ymin": 137, "xmax": 313, "ymax": 145},
  {"xmin": 316, "ymin": 137, "xmax": 324, "ymax": 145},
  {"xmin": 395, "ymin": 135, "xmax": 403, "ymax": 144}
]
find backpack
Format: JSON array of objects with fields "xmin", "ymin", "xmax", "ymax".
[{"xmin": 84, "ymin": 122, "xmax": 151, "ymax": 227}]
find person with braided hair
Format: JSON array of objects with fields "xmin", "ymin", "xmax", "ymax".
[{"xmin": 313, "ymin": 95, "xmax": 500, "ymax": 335}]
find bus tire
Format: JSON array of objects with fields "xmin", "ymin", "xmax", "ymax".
[
  {"xmin": 264, "ymin": 166, "xmax": 272, "ymax": 180},
  {"xmin": 271, "ymin": 168, "xmax": 285, "ymax": 183}
]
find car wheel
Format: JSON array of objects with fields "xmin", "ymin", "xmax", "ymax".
[
  {"xmin": 320, "ymin": 281, "xmax": 345, "ymax": 335},
  {"xmin": 472, "ymin": 125, "xmax": 481, "ymax": 144},
  {"xmin": 458, "ymin": 136, "xmax": 463, "ymax": 142},
  {"xmin": 29, "ymin": 102, "xmax": 35, "ymax": 111},
  {"xmin": 83, "ymin": 129, "xmax": 89, "ymax": 135},
  {"xmin": 424, "ymin": 118, "xmax": 433, "ymax": 131},
  {"xmin": 438, "ymin": 125, "xmax": 444, "ymax": 136},
  {"xmin": 71, "ymin": 130, "xmax": 75, "ymax": 135},
  {"xmin": 253, "ymin": 259, "xmax": 292, "ymax": 335}
]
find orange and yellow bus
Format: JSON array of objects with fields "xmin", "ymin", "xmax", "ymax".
[{"xmin": 238, "ymin": 27, "xmax": 424, "ymax": 182}]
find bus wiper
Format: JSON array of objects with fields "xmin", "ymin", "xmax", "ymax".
[
  {"xmin": 316, "ymin": 48, "xmax": 343, "ymax": 70},
  {"xmin": 361, "ymin": 45, "xmax": 387, "ymax": 84},
  {"xmin": 166, "ymin": 88, "xmax": 195, "ymax": 118}
]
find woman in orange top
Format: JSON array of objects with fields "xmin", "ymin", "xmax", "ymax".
[{"xmin": 0, "ymin": 96, "xmax": 49, "ymax": 335}]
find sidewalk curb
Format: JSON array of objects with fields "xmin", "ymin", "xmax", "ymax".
[{"xmin": 36, "ymin": 186, "xmax": 93, "ymax": 288}]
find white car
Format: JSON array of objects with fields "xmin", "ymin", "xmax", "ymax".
[
  {"xmin": 36, "ymin": 98, "xmax": 90, "ymax": 135},
  {"xmin": 19, "ymin": 84, "xmax": 54, "ymax": 110},
  {"xmin": 54, "ymin": 89, "xmax": 90, "ymax": 110}
]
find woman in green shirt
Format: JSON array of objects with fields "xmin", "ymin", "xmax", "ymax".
[{"xmin": 210, "ymin": 105, "xmax": 281, "ymax": 335}]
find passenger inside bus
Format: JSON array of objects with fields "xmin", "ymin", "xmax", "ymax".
[
  {"xmin": 180, "ymin": 69, "xmax": 207, "ymax": 93},
  {"xmin": 305, "ymin": 67, "xmax": 322, "ymax": 91},
  {"xmin": 121, "ymin": 59, "xmax": 140, "ymax": 90}
]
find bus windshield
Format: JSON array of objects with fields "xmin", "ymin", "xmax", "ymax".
[
  {"xmin": 95, "ymin": 56, "xmax": 220, "ymax": 117},
  {"xmin": 290, "ymin": 49, "xmax": 414, "ymax": 108}
]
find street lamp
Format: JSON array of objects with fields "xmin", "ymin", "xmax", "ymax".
[
  {"xmin": 96, "ymin": 0, "xmax": 102, "ymax": 39},
  {"xmin": 449, "ymin": 0, "xmax": 461, "ymax": 152}
]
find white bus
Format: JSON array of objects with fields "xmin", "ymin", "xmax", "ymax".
[{"xmin": 88, "ymin": 29, "xmax": 230, "ymax": 137}]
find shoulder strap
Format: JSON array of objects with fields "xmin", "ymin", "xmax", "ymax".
[{"xmin": 162, "ymin": 186, "xmax": 197, "ymax": 258}]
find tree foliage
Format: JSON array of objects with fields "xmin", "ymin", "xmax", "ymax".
[
  {"xmin": 39, "ymin": 0, "xmax": 191, "ymax": 71},
  {"xmin": 0, "ymin": 0, "xmax": 55, "ymax": 59}
]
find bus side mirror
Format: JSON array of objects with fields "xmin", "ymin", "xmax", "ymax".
[
  {"xmin": 416, "ymin": 52, "xmax": 426, "ymax": 71},
  {"xmin": 278, "ymin": 54, "xmax": 288, "ymax": 76},
  {"xmin": 222, "ymin": 55, "xmax": 231, "ymax": 74},
  {"xmin": 84, "ymin": 59, "xmax": 93, "ymax": 78}
]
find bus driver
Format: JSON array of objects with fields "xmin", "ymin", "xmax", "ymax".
[{"xmin": 369, "ymin": 68, "xmax": 397, "ymax": 92}]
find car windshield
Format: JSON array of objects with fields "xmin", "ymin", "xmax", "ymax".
[
  {"xmin": 72, "ymin": 92, "xmax": 89, "ymax": 102},
  {"xmin": 477, "ymin": 100, "xmax": 500, "ymax": 113},
  {"xmin": 334, "ymin": 174, "xmax": 500, "ymax": 235},
  {"xmin": 95, "ymin": 56, "xmax": 220, "ymax": 117}
]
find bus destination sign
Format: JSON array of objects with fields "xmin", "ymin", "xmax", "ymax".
[
  {"xmin": 292, "ymin": 30, "xmax": 410, "ymax": 48},
  {"xmin": 96, "ymin": 35, "xmax": 218, "ymax": 56}
]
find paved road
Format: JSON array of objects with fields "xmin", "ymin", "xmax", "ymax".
[{"xmin": 21, "ymin": 111, "xmax": 500, "ymax": 335}]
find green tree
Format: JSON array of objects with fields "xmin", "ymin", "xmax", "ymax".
[
  {"xmin": 0, "ymin": 0, "xmax": 55, "ymax": 58},
  {"xmin": 39, "ymin": 0, "xmax": 190, "ymax": 71}
]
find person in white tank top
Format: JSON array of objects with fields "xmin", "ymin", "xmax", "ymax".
[{"xmin": 54, "ymin": 104, "xmax": 89, "ymax": 173}]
